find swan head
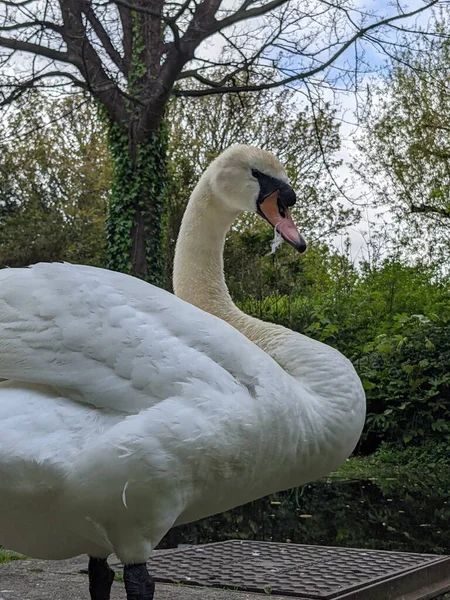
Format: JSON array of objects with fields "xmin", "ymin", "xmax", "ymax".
[{"xmin": 207, "ymin": 145, "xmax": 307, "ymax": 252}]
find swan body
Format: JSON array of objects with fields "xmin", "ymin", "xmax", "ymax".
[{"xmin": 0, "ymin": 145, "xmax": 365, "ymax": 595}]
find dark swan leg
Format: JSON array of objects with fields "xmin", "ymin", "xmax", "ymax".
[
  {"xmin": 88, "ymin": 556, "xmax": 115, "ymax": 600},
  {"xmin": 124, "ymin": 563, "xmax": 155, "ymax": 600}
]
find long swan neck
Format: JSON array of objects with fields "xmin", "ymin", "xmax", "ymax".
[
  {"xmin": 173, "ymin": 178, "xmax": 305, "ymax": 356},
  {"xmin": 173, "ymin": 178, "xmax": 241, "ymax": 322},
  {"xmin": 173, "ymin": 180, "xmax": 311, "ymax": 377}
]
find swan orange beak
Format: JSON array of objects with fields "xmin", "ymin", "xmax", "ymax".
[{"xmin": 257, "ymin": 191, "xmax": 307, "ymax": 253}]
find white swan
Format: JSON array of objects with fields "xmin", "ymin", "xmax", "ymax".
[{"xmin": 0, "ymin": 145, "xmax": 365, "ymax": 600}]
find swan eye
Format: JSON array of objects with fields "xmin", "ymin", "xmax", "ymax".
[{"xmin": 252, "ymin": 169, "xmax": 262, "ymax": 179}]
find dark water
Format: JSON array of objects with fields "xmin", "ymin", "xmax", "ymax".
[{"xmin": 159, "ymin": 474, "xmax": 450, "ymax": 555}]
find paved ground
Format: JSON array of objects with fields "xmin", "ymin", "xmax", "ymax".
[
  {"xmin": 0, "ymin": 555, "xmax": 287, "ymax": 600},
  {"xmin": 3, "ymin": 554, "xmax": 450, "ymax": 600}
]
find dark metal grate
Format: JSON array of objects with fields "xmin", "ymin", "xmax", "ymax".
[{"xmin": 148, "ymin": 540, "xmax": 450, "ymax": 599}]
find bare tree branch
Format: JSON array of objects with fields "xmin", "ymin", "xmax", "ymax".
[
  {"xmin": 160, "ymin": 0, "xmax": 223, "ymax": 95},
  {"xmin": 0, "ymin": 70, "xmax": 86, "ymax": 106},
  {"xmin": 176, "ymin": 69, "xmax": 223, "ymax": 87},
  {"xmin": 0, "ymin": 0, "xmax": 445, "ymax": 136},
  {"xmin": 178, "ymin": 0, "xmax": 222, "ymax": 53},
  {"xmin": 212, "ymin": 0, "xmax": 289, "ymax": 32},
  {"xmin": 174, "ymin": 0, "xmax": 442, "ymax": 97},
  {"xmin": 57, "ymin": 0, "xmax": 127, "ymax": 123},
  {"xmin": 0, "ymin": 20, "xmax": 62, "ymax": 33},
  {"xmin": 0, "ymin": 34, "xmax": 74, "ymax": 63},
  {"xmin": 107, "ymin": 0, "xmax": 172, "ymax": 21},
  {"xmin": 0, "ymin": 0, "xmax": 36, "ymax": 5},
  {"xmin": 170, "ymin": 0, "xmax": 193, "ymax": 23},
  {"xmin": 82, "ymin": 1, "xmax": 126, "ymax": 74},
  {"xmin": 117, "ymin": 3, "xmax": 133, "ymax": 72}
]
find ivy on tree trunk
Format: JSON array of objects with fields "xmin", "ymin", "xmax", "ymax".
[{"xmin": 106, "ymin": 119, "xmax": 167, "ymax": 287}]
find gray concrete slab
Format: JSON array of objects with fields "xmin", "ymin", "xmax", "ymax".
[{"xmin": 0, "ymin": 556, "xmax": 288, "ymax": 600}]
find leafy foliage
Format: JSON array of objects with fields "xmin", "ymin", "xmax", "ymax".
[
  {"xmin": 106, "ymin": 120, "xmax": 167, "ymax": 285},
  {"xmin": 356, "ymin": 15, "xmax": 450, "ymax": 261},
  {"xmin": 229, "ymin": 248, "xmax": 450, "ymax": 454},
  {"xmin": 0, "ymin": 549, "xmax": 26, "ymax": 564},
  {"xmin": 0, "ymin": 93, "xmax": 109, "ymax": 268},
  {"xmin": 359, "ymin": 314, "xmax": 450, "ymax": 447}
]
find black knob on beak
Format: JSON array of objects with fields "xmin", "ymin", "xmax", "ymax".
[{"xmin": 279, "ymin": 184, "xmax": 296, "ymax": 207}]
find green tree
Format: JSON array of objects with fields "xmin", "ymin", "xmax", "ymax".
[
  {"xmin": 356, "ymin": 16, "xmax": 450, "ymax": 260},
  {"xmin": 0, "ymin": 93, "xmax": 109, "ymax": 267}
]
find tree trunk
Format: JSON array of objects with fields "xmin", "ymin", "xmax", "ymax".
[{"xmin": 106, "ymin": 119, "xmax": 167, "ymax": 287}]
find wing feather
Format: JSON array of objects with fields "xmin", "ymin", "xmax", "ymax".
[{"xmin": 0, "ymin": 263, "xmax": 266, "ymax": 412}]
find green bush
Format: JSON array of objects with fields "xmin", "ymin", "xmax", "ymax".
[{"xmin": 358, "ymin": 314, "xmax": 450, "ymax": 448}]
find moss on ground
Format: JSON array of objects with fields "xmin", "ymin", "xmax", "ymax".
[{"xmin": 0, "ymin": 548, "xmax": 27, "ymax": 564}]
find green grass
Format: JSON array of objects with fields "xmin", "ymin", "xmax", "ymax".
[
  {"xmin": 331, "ymin": 456, "xmax": 402, "ymax": 480},
  {"xmin": 114, "ymin": 571, "xmax": 124, "ymax": 582},
  {"xmin": 0, "ymin": 548, "xmax": 27, "ymax": 564},
  {"xmin": 332, "ymin": 441, "xmax": 450, "ymax": 480}
]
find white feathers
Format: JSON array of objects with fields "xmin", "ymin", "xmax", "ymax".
[
  {"xmin": 0, "ymin": 263, "xmax": 265, "ymax": 413},
  {"xmin": 0, "ymin": 261, "xmax": 364, "ymax": 565},
  {"xmin": 122, "ymin": 481, "xmax": 130, "ymax": 509},
  {"xmin": 270, "ymin": 225, "xmax": 285, "ymax": 254}
]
